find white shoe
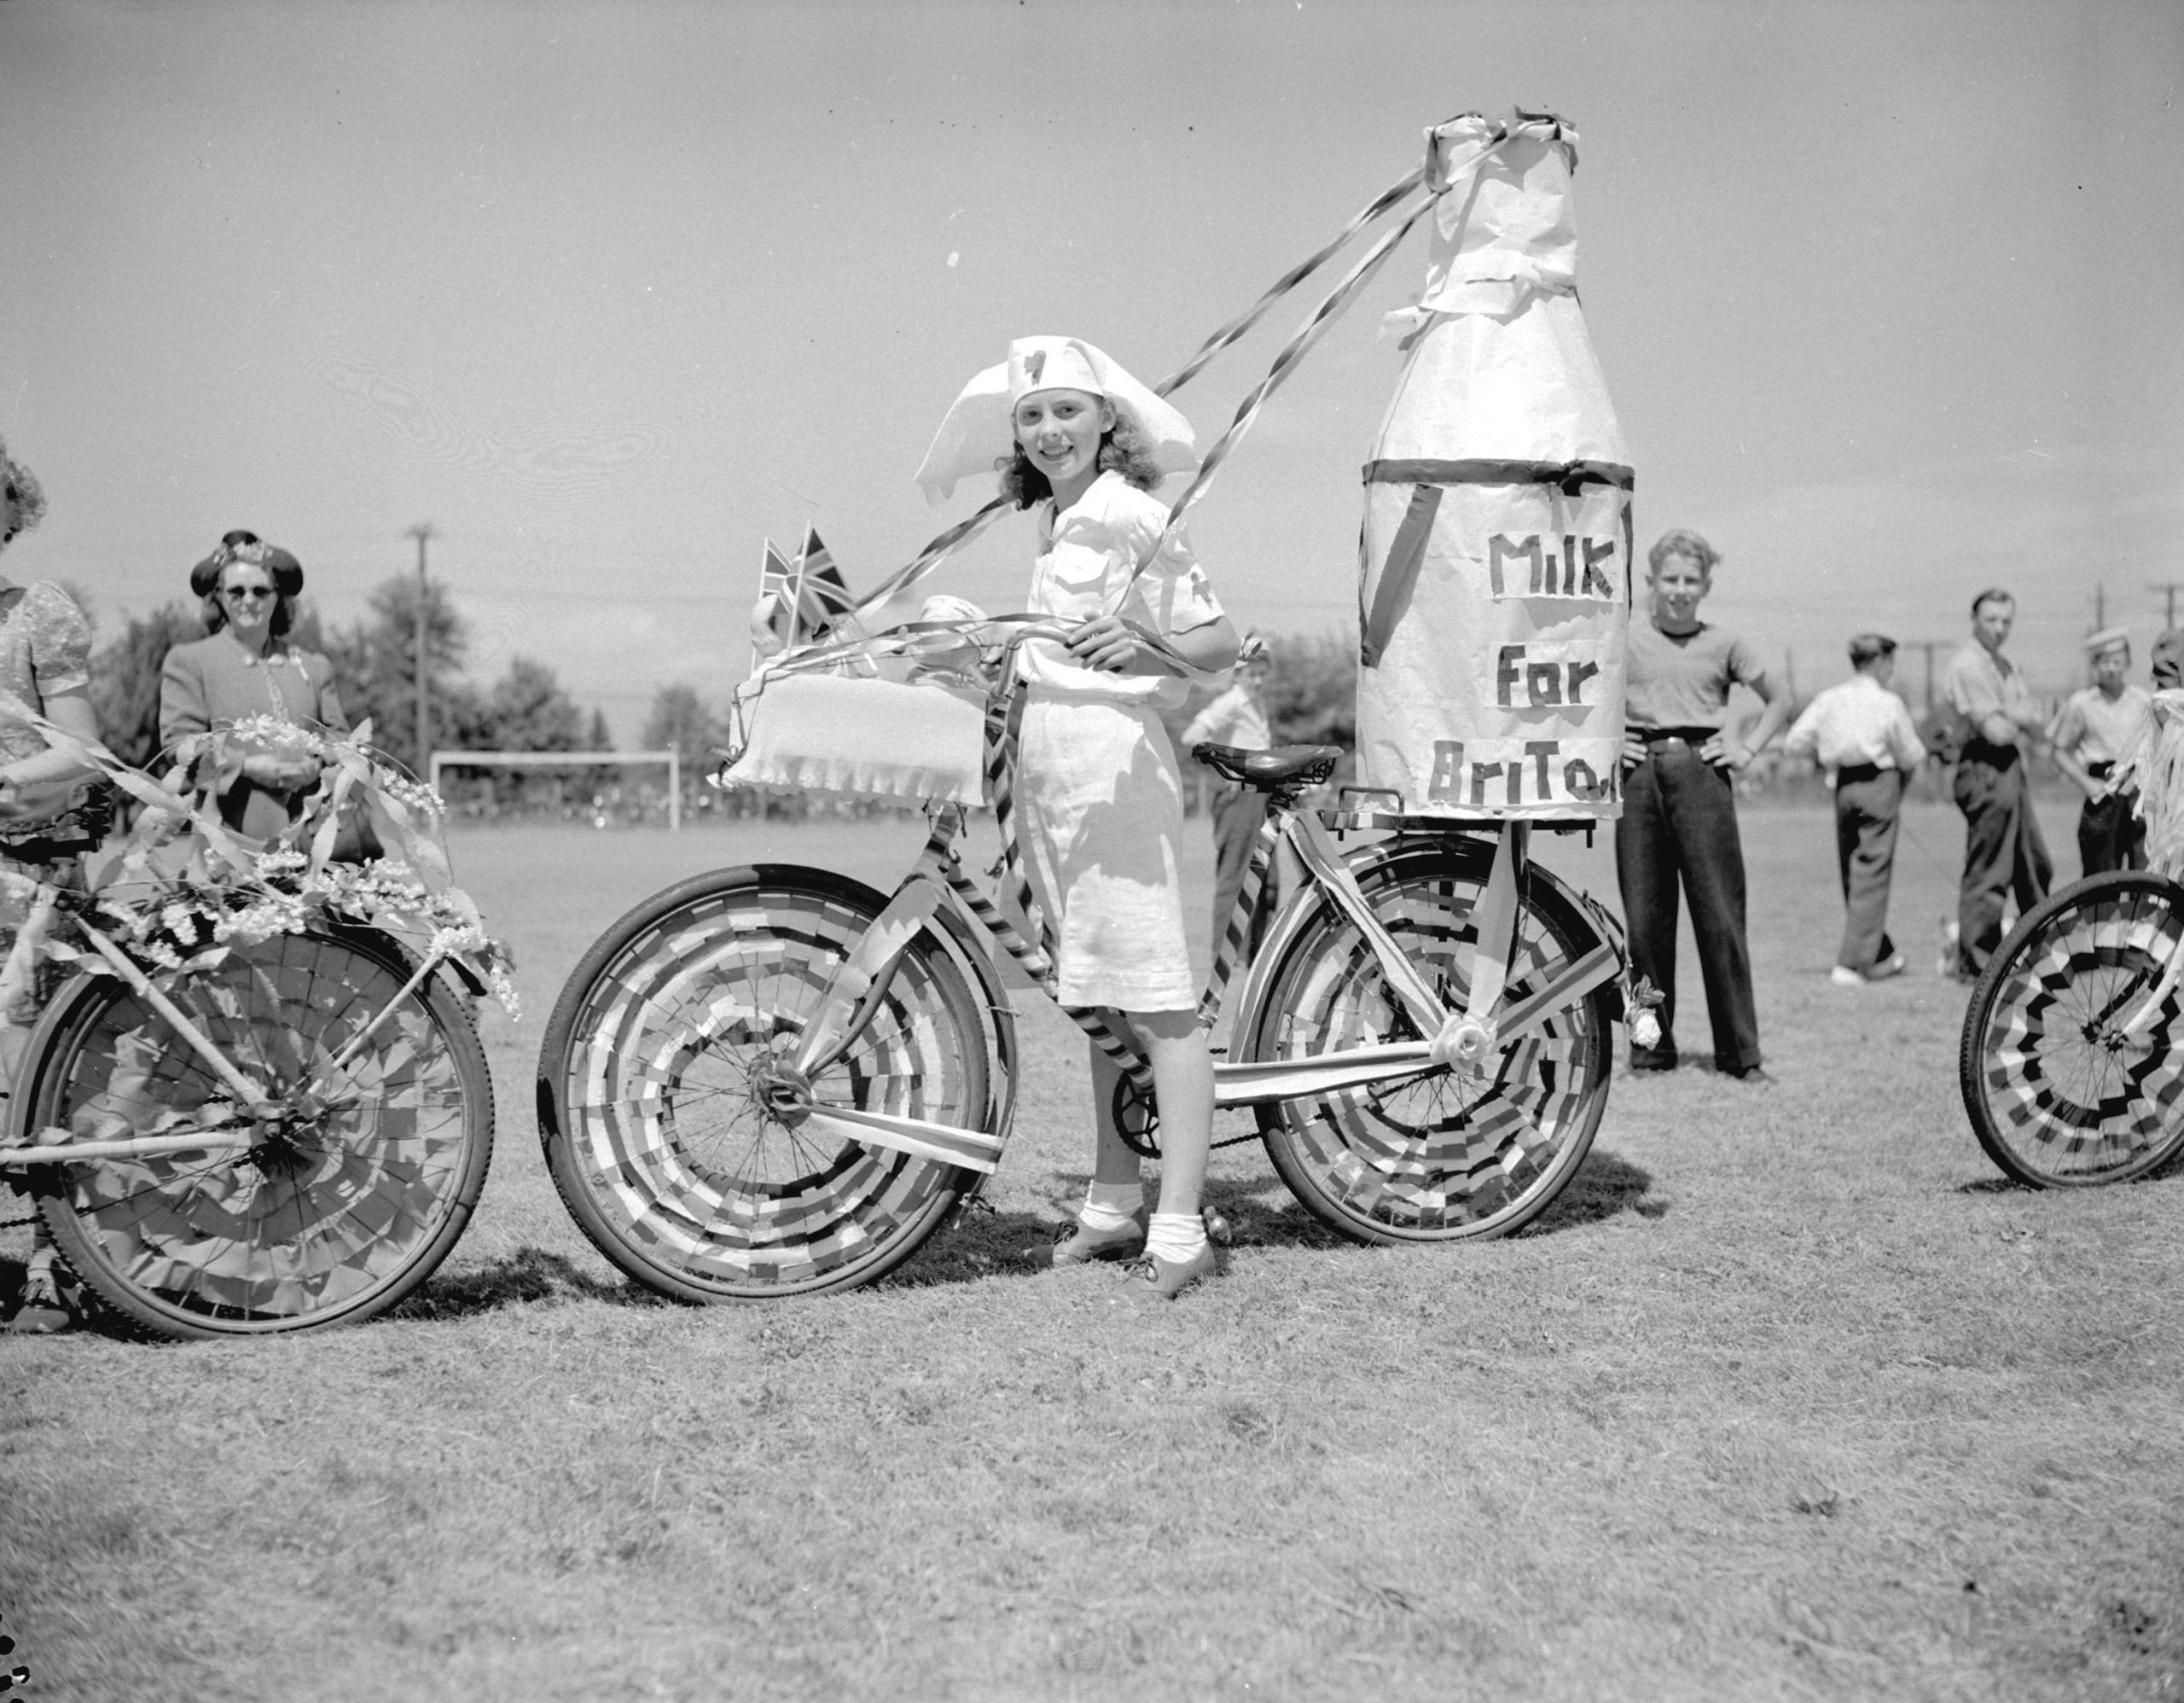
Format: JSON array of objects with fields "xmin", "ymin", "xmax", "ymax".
[{"xmin": 1830, "ymin": 965, "xmax": 1863, "ymax": 986}]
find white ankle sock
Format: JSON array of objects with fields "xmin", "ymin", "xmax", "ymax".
[
  {"xmin": 1145, "ymin": 1212, "xmax": 1207, "ymax": 1264},
  {"xmin": 1079, "ymin": 1182, "xmax": 1143, "ymax": 1233}
]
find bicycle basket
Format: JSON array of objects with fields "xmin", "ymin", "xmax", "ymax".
[{"xmin": 717, "ymin": 670, "xmax": 991, "ymax": 806}]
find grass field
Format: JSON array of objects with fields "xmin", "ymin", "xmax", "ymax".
[{"xmin": 3, "ymin": 796, "xmax": 2181, "ymax": 1701}]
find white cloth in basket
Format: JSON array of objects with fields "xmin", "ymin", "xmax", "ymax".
[{"xmin": 719, "ymin": 672, "xmax": 989, "ymax": 807}]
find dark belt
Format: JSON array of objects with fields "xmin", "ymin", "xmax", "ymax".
[
  {"xmin": 1636, "ymin": 725, "xmax": 1718, "ymax": 747},
  {"xmin": 1834, "ymin": 762, "xmax": 1889, "ymax": 786},
  {"xmin": 1960, "ymin": 739, "xmax": 2021, "ymax": 770},
  {"xmin": 2088, "ymin": 759, "xmax": 2115, "ymax": 780}
]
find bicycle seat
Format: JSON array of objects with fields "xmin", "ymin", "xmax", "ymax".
[{"xmin": 1192, "ymin": 742, "xmax": 1344, "ymax": 791}]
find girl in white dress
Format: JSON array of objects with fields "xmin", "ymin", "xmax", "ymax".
[{"xmin": 919, "ymin": 338, "xmax": 1239, "ymax": 1299}]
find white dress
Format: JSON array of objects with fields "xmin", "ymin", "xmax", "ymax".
[{"xmin": 1014, "ymin": 472, "xmax": 1225, "ymax": 1012}]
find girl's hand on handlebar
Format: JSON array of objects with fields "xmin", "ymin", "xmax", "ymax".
[{"xmin": 1065, "ymin": 614, "xmax": 1147, "ymax": 675}]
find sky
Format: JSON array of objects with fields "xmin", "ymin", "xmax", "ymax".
[{"xmin": 1, "ymin": 0, "xmax": 2179, "ymax": 740}]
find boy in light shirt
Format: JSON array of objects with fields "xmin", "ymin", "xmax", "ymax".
[
  {"xmin": 2052, "ymin": 628, "xmax": 2152, "ymax": 876},
  {"xmin": 1783, "ymin": 633, "xmax": 1926, "ymax": 985}
]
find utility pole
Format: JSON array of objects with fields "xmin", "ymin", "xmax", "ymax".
[
  {"xmin": 2148, "ymin": 581, "xmax": 2184, "ymax": 631},
  {"xmin": 407, "ymin": 522, "xmax": 435, "ymax": 771},
  {"xmin": 1909, "ymin": 639, "xmax": 1949, "ymax": 715},
  {"xmin": 2094, "ymin": 582, "xmax": 2106, "ymax": 631}
]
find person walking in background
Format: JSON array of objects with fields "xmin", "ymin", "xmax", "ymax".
[
  {"xmin": 1944, "ymin": 588, "xmax": 2053, "ymax": 980},
  {"xmin": 1616, "ymin": 527, "xmax": 1790, "ymax": 1084},
  {"xmin": 2051, "ymin": 628, "xmax": 2151, "ymax": 877},
  {"xmin": 1182, "ymin": 631, "xmax": 1275, "ymax": 962},
  {"xmin": 1783, "ymin": 633, "xmax": 1926, "ymax": 985}
]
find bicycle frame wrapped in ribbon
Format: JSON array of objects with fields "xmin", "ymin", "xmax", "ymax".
[{"xmin": 1356, "ymin": 112, "xmax": 1632, "ymax": 821}]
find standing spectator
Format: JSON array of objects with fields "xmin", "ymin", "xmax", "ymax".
[
  {"xmin": 1943, "ymin": 589, "xmax": 2053, "ymax": 979},
  {"xmin": 2051, "ymin": 628, "xmax": 2151, "ymax": 876},
  {"xmin": 160, "ymin": 531, "xmax": 347, "ymax": 839},
  {"xmin": 1616, "ymin": 528, "xmax": 1790, "ymax": 1083},
  {"xmin": 1182, "ymin": 631, "xmax": 1275, "ymax": 961},
  {"xmin": 1783, "ymin": 634, "xmax": 1927, "ymax": 985},
  {"xmin": 0, "ymin": 438, "xmax": 109, "ymax": 1335}
]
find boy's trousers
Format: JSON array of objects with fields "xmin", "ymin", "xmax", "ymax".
[
  {"xmin": 1614, "ymin": 738, "xmax": 1763, "ymax": 1074},
  {"xmin": 1833, "ymin": 764, "xmax": 1903, "ymax": 974},
  {"xmin": 1952, "ymin": 744, "xmax": 2053, "ymax": 978}
]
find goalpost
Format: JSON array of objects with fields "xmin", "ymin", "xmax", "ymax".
[{"xmin": 427, "ymin": 749, "xmax": 683, "ymax": 830}]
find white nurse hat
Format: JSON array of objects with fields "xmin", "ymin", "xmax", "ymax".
[{"xmin": 914, "ymin": 335, "xmax": 1199, "ymax": 504}]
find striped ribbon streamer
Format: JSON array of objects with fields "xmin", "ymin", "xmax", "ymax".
[
  {"xmin": 1195, "ymin": 809, "xmax": 1283, "ymax": 1031},
  {"xmin": 984, "ymin": 685, "xmax": 1058, "ymax": 985},
  {"xmin": 851, "ymin": 160, "xmax": 1438, "ymax": 622},
  {"xmin": 1104, "ymin": 184, "xmax": 1444, "ymax": 613},
  {"xmin": 1064, "ymin": 1001, "xmax": 1157, "ymax": 1094},
  {"xmin": 1153, "ymin": 164, "xmax": 1428, "ymax": 401}
]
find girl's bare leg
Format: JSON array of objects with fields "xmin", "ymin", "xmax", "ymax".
[
  {"xmin": 1087, "ymin": 1009, "xmax": 1213, "ymax": 1211},
  {"xmin": 1126, "ymin": 1008, "xmax": 1213, "ymax": 1218}
]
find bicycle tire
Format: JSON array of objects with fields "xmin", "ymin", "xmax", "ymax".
[
  {"xmin": 1959, "ymin": 871, "xmax": 2184, "ymax": 1188},
  {"xmin": 535, "ymin": 865, "xmax": 995, "ymax": 1302},
  {"xmin": 1248, "ymin": 839, "xmax": 1612, "ymax": 1244},
  {"xmin": 27, "ymin": 926, "xmax": 493, "ymax": 1339}
]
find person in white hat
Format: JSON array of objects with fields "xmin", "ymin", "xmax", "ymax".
[
  {"xmin": 919, "ymin": 337, "xmax": 1240, "ymax": 1300},
  {"xmin": 2052, "ymin": 626, "xmax": 2151, "ymax": 875}
]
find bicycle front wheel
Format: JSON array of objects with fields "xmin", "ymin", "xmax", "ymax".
[
  {"xmin": 1960, "ymin": 872, "xmax": 2184, "ymax": 1187},
  {"xmin": 536, "ymin": 865, "xmax": 995, "ymax": 1302},
  {"xmin": 1249, "ymin": 840, "xmax": 1612, "ymax": 1244},
  {"xmin": 27, "ymin": 927, "xmax": 494, "ymax": 1339}
]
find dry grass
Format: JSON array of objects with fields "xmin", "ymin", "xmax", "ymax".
[{"xmin": 3, "ymin": 799, "xmax": 2181, "ymax": 1701}]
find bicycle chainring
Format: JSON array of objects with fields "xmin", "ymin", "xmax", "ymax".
[{"xmin": 1112, "ymin": 1073, "xmax": 1161, "ymax": 1159}]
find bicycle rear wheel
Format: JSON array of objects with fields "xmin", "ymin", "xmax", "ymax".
[
  {"xmin": 1249, "ymin": 840, "xmax": 1612, "ymax": 1243},
  {"xmin": 536, "ymin": 865, "xmax": 995, "ymax": 1301},
  {"xmin": 27, "ymin": 927, "xmax": 493, "ymax": 1339},
  {"xmin": 1960, "ymin": 872, "xmax": 2184, "ymax": 1187}
]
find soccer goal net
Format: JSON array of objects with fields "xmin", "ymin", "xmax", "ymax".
[{"xmin": 427, "ymin": 750, "xmax": 683, "ymax": 830}]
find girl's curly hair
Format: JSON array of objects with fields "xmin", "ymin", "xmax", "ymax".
[
  {"xmin": 996, "ymin": 399, "xmax": 1166, "ymax": 510},
  {"xmin": 0, "ymin": 436, "xmax": 49, "ymax": 552}
]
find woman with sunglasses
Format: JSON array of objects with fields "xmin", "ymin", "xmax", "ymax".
[
  {"xmin": 0, "ymin": 437, "xmax": 113, "ymax": 1334},
  {"xmin": 160, "ymin": 531, "xmax": 348, "ymax": 840}
]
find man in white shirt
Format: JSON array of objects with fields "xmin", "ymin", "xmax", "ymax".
[
  {"xmin": 1784, "ymin": 633, "xmax": 1928, "ymax": 985},
  {"xmin": 2051, "ymin": 627, "xmax": 2152, "ymax": 876}
]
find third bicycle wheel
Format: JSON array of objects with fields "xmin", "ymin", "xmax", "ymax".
[
  {"xmin": 1960, "ymin": 871, "xmax": 2184, "ymax": 1187},
  {"xmin": 28, "ymin": 927, "xmax": 492, "ymax": 1338}
]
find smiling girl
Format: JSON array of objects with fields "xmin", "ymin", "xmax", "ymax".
[{"xmin": 918, "ymin": 338, "xmax": 1240, "ymax": 1299}]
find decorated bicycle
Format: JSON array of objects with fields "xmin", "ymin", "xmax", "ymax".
[
  {"xmin": 537, "ymin": 110, "xmax": 1648, "ymax": 1300},
  {"xmin": 1958, "ymin": 691, "xmax": 2184, "ymax": 1187},
  {"xmin": 0, "ymin": 707, "xmax": 513, "ymax": 1339}
]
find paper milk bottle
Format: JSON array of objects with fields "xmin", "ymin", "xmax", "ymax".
[{"xmin": 1356, "ymin": 110, "xmax": 1631, "ymax": 821}]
